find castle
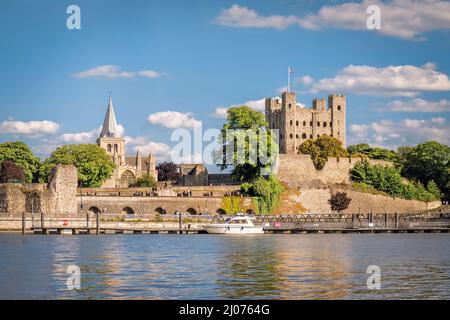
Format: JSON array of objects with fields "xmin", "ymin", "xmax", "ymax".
[
  {"xmin": 265, "ymin": 91, "xmax": 346, "ymax": 154},
  {"xmin": 97, "ymin": 96, "xmax": 158, "ymax": 188}
]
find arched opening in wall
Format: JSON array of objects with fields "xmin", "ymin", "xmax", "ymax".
[
  {"xmin": 288, "ymin": 103, "xmax": 291, "ymax": 108},
  {"xmin": 323, "ymin": 122, "xmax": 327, "ymax": 127},
  {"xmin": 337, "ymin": 105, "xmax": 341, "ymax": 111},
  {"xmin": 245, "ymin": 209, "xmax": 255, "ymax": 215},
  {"xmin": 186, "ymin": 208, "xmax": 198, "ymax": 215},
  {"xmin": 302, "ymin": 133, "xmax": 307, "ymax": 139},
  {"xmin": 296, "ymin": 121, "xmax": 299, "ymax": 126},
  {"xmin": 290, "ymin": 134, "xmax": 293, "ymax": 139},
  {"xmin": 122, "ymin": 207, "xmax": 135, "ymax": 215},
  {"xmin": 216, "ymin": 208, "xmax": 227, "ymax": 215},
  {"xmin": 155, "ymin": 207, "xmax": 167, "ymax": 215},
  {"xmin": 290, "ymin": 120, "xmax": 293, "ymax": 126},
  {"xmin": 303, "ymin": 121, "xmax": 306, "ymax": 126},
  {"xmin": 107, "ymin": 144, "xmax": 112, "ymax": 152},
  {"xmin": 120, "ymin": 170, "xmax": 135, "ymax": 188},
  {"xmin": 88, "ymin": 206, "xmax": 101, "ymax": 215},
  {"xmin": 114, "ymin": 144, "xmax": 119, "ymax": 153},
  {"xmin": 317, "ymin": 122, "xmax": 320, "ymax": 127}
]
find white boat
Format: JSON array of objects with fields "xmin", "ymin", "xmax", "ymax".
[{"xmin": 203, "ymin": 216, "xmax": 264, "ymax": 234}]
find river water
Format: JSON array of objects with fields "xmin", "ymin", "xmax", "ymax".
[{"xmin": 0, "ymin": 234, "xmax": 449, "ymax": 299}]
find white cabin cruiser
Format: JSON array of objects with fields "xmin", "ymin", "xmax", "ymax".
[{"xmin": 204, "ymin": 215, "xmax": 264, "ymax": 234}]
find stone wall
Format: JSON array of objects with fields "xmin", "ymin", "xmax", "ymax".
[
  {"xmin": 0, "ymin": 165, "xmax": 78, "ymax": 215},
  {"xmin": 286, "ymin": 187, "xmax": 441, "ymax": 214},
  {"xmin": 275, "ymin": 154, "xmax": 389, "ymax": 187}
]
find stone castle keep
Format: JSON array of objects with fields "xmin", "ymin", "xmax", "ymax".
[
  {"xmin": 98, "ymin": 96, "xmax": 158, "ymax": 188},
  {"xmin": 265, "ymin": 91, "xmax": 346, "ymax": 153}
]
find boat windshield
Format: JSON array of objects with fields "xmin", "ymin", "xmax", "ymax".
[{"xmin": 227, "ymin": 219, "xmax": 249, "ymax": 224}]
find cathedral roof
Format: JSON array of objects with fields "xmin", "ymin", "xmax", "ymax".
[{"xmin": 100, "ymin": 95, "xmax": 120, "ymax": 138}]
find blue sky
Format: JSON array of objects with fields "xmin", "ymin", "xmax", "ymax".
[{"xmin": 0, "ymin": 0, "xmax": 449, "ymax": 164}]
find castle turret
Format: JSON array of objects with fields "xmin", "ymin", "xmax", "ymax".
[
  {"xmin": 281, "ymin": 91, "xmax": 298, "ymax": 154},
  {"xmin": 136, "ymin": 149, "xmax": 142, "ymax": 177},
  {"xmin": 329, "ymin": 94, "xmax": 346, "ymax": 147}
]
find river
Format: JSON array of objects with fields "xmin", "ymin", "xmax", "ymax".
[{"xmin": 0, "ymin": 234, "xmax": 449, "ymax": 299}]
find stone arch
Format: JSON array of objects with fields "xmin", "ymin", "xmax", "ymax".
[
  {"xmin": 122, "ymin": 207, "xmax": 135, "ymax": 215},
  {"xmin": 107, "ymin": 144, "xmax": 112, "ymax": 152},
  {"xmin": 186, "ymin": 208, "xmax": 198, "ymax": 215},
  {"xmin": 114, "ymin": 144, "xmax": 119, "ymax": 153},
  {"xmin": 155, "ymin": 207, "xmax": 167, "ymax": 215},
  {"xmin": 302, "ymin": 133, "xmax": 307, "ymax": 139},
  {"xmin": 88, "ymin": 206, "xmax": 101, "ymax": 214},
  {"xmin": 120, "ymin": 170, "xmax": 135, "ymax": 188},
  {"xmin": 216, "ymin": 208, "xmax": 227, "ymax": 215},
  {"xmin": 337, "ymin": 105, "xmax": 341, "ymax": 111}
]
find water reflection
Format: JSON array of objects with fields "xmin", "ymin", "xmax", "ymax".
[{"xmin": 0, "ymin": 234, "xmax": 449, "ymax": 299}]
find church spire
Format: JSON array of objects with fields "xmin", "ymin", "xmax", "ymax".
[{"xmin": 100, "ymin": 93, "xmax": 120, "ymax": 138}]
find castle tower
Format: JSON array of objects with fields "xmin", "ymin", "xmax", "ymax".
[
  {"xmin": 281, "ymin": 91, "xmax": 297, "ymax": 154},
  {"xmin": 97, "ymin": 94, "xmax": 126, "ymax": 166},
  {"xmin": 136, "ymin": 149, "xmax": 142, "ymax": 177},
  {"xmin": 329, "ymin": 94, "xmax": 346, "ymax": 147}
]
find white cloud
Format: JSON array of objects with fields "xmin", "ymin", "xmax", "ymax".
[
  {"xmin": 349, "ymin": 117, "xmax": 450, "ymax": 148},
  {"xmin": 73, "ymin": 65, "xmax": 162, "ymax": 79},
  {"xmin": 213, "ymin": 107, "xmax": 228, "ymax": 118},
  {"xmin": 297, "ymin": 75, "xmax": 315, "ymax": 85},
  {"xmin": 385, "ymin": 98, "xmax": 450, "ymax": 112},
  {"xmin": 148, "ymin": 111, "xmax": 201, "ymax": 129},
  {"xmin": 60, "ymin": 124, "xmax": 125, "ymax": 143},
  {"xmin": 215, "ymin": 1, "xmax": 450, "ymax": 40},
  {"xmin": 311, "ymin": 64, "xmax": 450, "ymax": 97},
  {"xmin": 0, "ymin": 120, "xmax": 59, "ymax": 135},
  {"xmin": 215, "ymin": 4, "xmax": 303, "ymax": 30},
  {"xmin": 125, "ymin": 135, "xmax": 172, "ymax": 161}
]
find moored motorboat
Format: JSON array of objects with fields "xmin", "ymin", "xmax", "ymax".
[{"xmin": 203, "ymin": 215, "xmax": 264, "ymax": 234}]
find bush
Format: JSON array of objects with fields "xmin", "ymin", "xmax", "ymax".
[
  {"xmin": 132, "ymin": 174, "xmax": 157, "ymax": 188},
  {"xmin": 328, "ymin": 192, "xmax": 352, "ymax": 213},
  {"xmin": 240, "ymin": 176, "xmax": 284, "ymax": 214},
  {"xmin": 350, "ymin": 160, "xmax": 439, "ymax": 202},
  {"xmin": 298, "ymin": 135, "xmax": 348, "ymax": 170}
]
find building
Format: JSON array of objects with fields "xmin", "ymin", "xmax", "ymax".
[
  {"xmin": 265, "ymin": 91, "xmax": 346, "ymax": 154},
  {"xmin": 97, "ymin": 95, "xmax": 158, "ymax": 188}
]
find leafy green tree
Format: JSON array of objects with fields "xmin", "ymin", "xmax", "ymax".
[
  {"xmin": 347, "ymin": 143, "xmax": 396, "ymax": 161},
  {"xmin": 427, "ymin": 180, "xmax": 441, "ymax": 199},
  {"xmin": 0, "ymin": 141, "xmax": 40, "ymax": 183},
  {"xmin": 0, "ymin": 160, "xmax": 25, "ymax": 183},
  {"xmin": 402, "ymin": 141, "xmax": 450, "ymax": 200},
  {"xmin": 298, "ymin": 135, "xmax": 348, "ymax": 170},
  {"xmin": 40, "ymin": 144, "xmax": 115, "ymax": 187},
  {"xmin": 132, "ymin": 174, "xmax": 157, "ymax": 188},
  {"xmin": 156, "ymin": 161, "xmax": 179, "ymax": 181},
  {"xmin": 215, "ymin": 106, "xmax": 277, "ymax": 182},
  {"xmin": 240, "ymin": 176, "xmax": 284, "ymax": 214}
]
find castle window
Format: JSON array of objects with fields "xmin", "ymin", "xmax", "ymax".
[
  {"xmin": 290, "ymin": 120, "xmax": 293, "ymax": 126},
  {"xmin": 323, "ymin": 122, "xmax": 327, "ymax": 127},
  {"xmin": 288, "ymin": 103, "xmax": 292, "ymax": 108},
  {"xmin": 290, "ymin": 134, "xmax": 293, "ymax": 139},
  {"xmin": 310, "ymin": 134, "xmax": 313, "ymax": 139},
  {"xmin": 114, "ymin": 144, "xmax": 118, "ymax": 153},
  {"xmin": 317, "ymin": 121, "xmax": 320, "ymax": 127},
  {"xmin": 337, "ymin": 105, "xmax": 341, "ymax": 111},
  {"xmin": 303, "ymin": 121, "xmax": 306, "ymax": 126},
  {"xmin": 296, "ymin": 134, "xmax": 299, "ymax": 138},
  {"xmin": 302, "ymin": 133, "xmax": 307, "ymax": 139},
  {"xmin": 107, "ymin": 144, "xmax": 112, "ymax": 152},
  {"xmin": 296, "ymin": 121, "xmax": 299, "ymax": 126},
  {"xmin": 310, "ymin": 121, "xmax": 313, "ymax": 126},
  {"xmin": 317, "ymin": 134, "xmax": 320, "ymax": 138},
  {"xmin": 330, "ymin": 122, "xmax": 333, "ymax": 127}
]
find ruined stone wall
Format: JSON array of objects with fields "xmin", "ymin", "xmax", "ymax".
[
  {"xmin": 47, "ymin": 165, "xmax": 78, "ymax": 214},
  {"xmin": 275, "ymin": 154, "xmax": 389, "ymax": 187},
  {"xmin": 285, "ymin": 187, "xmax": 441, "ymax": 214}
]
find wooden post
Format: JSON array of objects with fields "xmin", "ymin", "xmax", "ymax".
[
  {"xmin": 96, "ymin": 213, "xmax": 100, "ymax": 235},
  {"xmin": 21, "ymin": 212, "xmax": 25, "ymax": 235},
  {"xmin": 385, "ymin": 213, "xmax": 388, "ymax": 229},
  {"xmin": 41, "ymin": 212, "xmax": 44, "ymax": 229},
  {"xmin": 86, "ymin": 211, "xmax": 89, "ymax": 231},
  {"xmin": 178, "ymin": 213, "xmax": 182, "ymax": 234},
  {"xmin": 395, "ymin": 212, "xmax": 399, "ymax": 229}
]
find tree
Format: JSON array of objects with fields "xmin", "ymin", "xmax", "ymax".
[
  {"xmin": 0, "ymin": 160, "xmax": 25, "ymax": 183},
  {"xmin": 0, "ymin": 141, "xmax": 40, "ymax": 182},
  {"xmin": 132, "ymin": 174, "xmax": 157, "ymax": 188},
  {"xmin": 402, "ymin": 141, "xmax": 450, "ymax": 200},
  {"xmin": 298, "ymin": 135, "xmax": 348, "ymax": 170},
  {"xmin": 156, "ymin": 161, "xmax": 179, "ymax": 181},
  {"xmin": 39, "ymin": 144, "xmax": 115, "ymax": 187},
  {"xmin": 241, "ymin": 176, "xmax": 284, "ymax": 214},
  {"xmin": 215, "ymin": 106, "xmax": 277, "ymax": 182},
  {"xmin": 347, "ymin": 143, "xmax": 397, "ymax": 161},
  {"xmin": 328, "ymin": 192, "xmax": 352, "ymax": 213}
]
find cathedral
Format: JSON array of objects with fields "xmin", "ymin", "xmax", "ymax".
[{"xmin": 97, "ymin": 96, "xmax": 158, "ymax": 188}]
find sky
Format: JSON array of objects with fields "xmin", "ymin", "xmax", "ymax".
[{"xmin": 0, "ymin": 0, "xmax": 449, "ymax": 166}]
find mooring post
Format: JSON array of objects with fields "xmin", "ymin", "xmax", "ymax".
[
  {"xmin": 385, "ymin": 212, "xmax": 388, "ymax": 228},
  {"xmin": 96, "ymin": 213, "xmax": 100, "ymax": 235},
  {"xmin": 86, "ymin": 211, "xmax": 89, "ymax": 231},
  {"xmin": 395, "ymin": 212, "xmax": 399, "ymax": 229},
  {"xmin": 178, "ymin": 213, "xmax": 182, "ymax": 234},
  {"xmin": 21, "ymin": 212, "xmax": 25, "ymax": 235}
]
